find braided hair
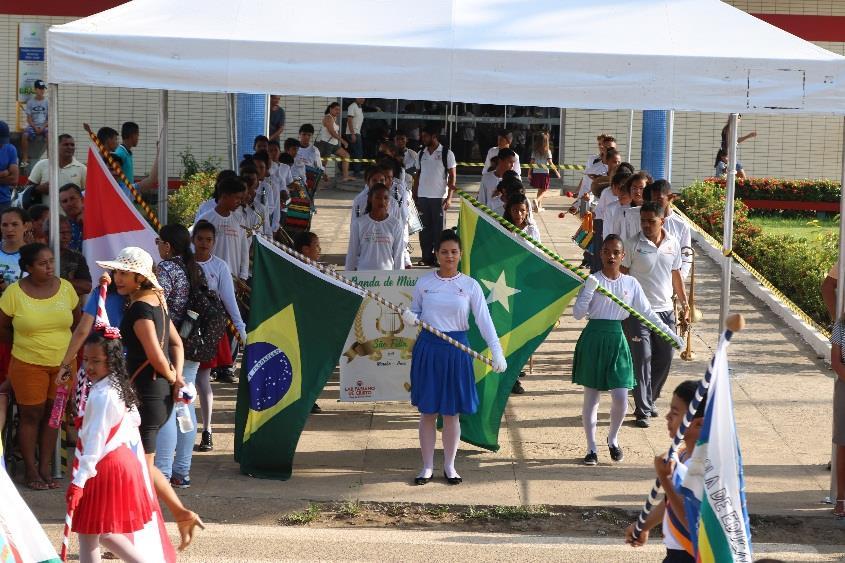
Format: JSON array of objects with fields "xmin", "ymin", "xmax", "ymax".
[{"xmin": 84, "ymin": 331, "xmax": 140, "ymax": 410}]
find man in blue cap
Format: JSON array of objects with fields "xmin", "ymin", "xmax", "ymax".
[{"xmin": 0, "ymin": 121, "xmax": 19, "ymax": 211}]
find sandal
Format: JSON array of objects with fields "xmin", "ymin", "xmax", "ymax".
[
  {"xmin": 176, "ymin": 511, "xmax": 206, "ymax": 551},
  {"xmin": 26, "ymin": 479, "xmax": 49, "ymax": 491}
]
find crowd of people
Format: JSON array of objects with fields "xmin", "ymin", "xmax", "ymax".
[{"xmin": 0, "ymin": 90, "xmax": 787, "ymax": 562}]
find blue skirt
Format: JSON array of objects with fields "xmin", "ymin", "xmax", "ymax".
[{"xmin": 410, "ymin": 329, "xmax": 478, "ymax": 416}]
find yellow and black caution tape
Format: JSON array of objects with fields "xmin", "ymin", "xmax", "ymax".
[
  {"xmin": 672, "ymin": 206, "xmax": 831, "ymax": 339},
  {"xmin": 322, "ymin": 156, "xmax": 585, "ymax": 171}
]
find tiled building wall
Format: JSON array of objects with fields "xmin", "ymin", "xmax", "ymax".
[{"xmin": 3, "ymin": 2, "xmax": 845, "ymax": 187}]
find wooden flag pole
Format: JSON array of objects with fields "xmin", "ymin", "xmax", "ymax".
[{"xmin": 264, "ymin": 236, "xmax": 495, "ymax": 368}]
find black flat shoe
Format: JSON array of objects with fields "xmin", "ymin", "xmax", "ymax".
[
  {"xmin": 414, "ymin": 476, "xmax": 431, "ymax": 485},
  {"xmin": 443, "ymin": 471, "xmax": 462, "ymax": 485}
]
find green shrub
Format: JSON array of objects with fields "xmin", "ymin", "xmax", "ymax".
[
  {"xmin": 179, "ymin": 148, "xmax": 220, "ymax": 180},
  {"xmin": 676, "ymin": 181, "xmax": 761, "ymax": 257},
  {"xmin": 706, "ymin": 177, "xmax": 841, "ymax": 203},
  {"xmin": 742, "ymin": 233, "xmax": 837, "ymax": 324},
  {"xmin": 168, "ymin": 170, "xmax": 216, "ymax": 226},
  {"xmin": 679, "ymin": 180, "xmax": 838, "ymax": 326}
]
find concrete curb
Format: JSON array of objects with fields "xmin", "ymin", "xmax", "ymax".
[{"xmin": 690, "ymin": 229, "xmax": 831, "ymax": 360}]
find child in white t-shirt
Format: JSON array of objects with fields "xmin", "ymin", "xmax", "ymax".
[
  {"xmin": 345, "ymin": 184, "xmax": 405, "ymax": 271},
  {"xmin": 196, "ymin": 177, "xmax": 250, "ymax": 280},
  {"xmin": 293, "ymin": 124, "xmax": 324, "ymax": 183},
  {"xmin": 527, "ymin": 131, "xmax": 560, "ymax": 212}
]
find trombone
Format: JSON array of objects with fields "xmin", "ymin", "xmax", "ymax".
[{"xmin": 677, "ymin": 245, "xmax": 703, "ymax": 361}]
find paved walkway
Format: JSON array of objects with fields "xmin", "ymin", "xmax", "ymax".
[
  {"xmin": 21, "ymin": 182, "xmax": 842, "ymax": 552},
  {"xmin": 37, "ymin": 523, "xmax": 845, "ymax": 562}
]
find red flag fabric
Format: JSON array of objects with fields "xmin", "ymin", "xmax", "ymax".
[{"xmin": 82, "ymin": 146, "xmax": 158, "ymax": 279}]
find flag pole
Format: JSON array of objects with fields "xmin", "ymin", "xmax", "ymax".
[
  {"xmin": 631, "ymin": 313, "xmax": 745, "ymax": 541},
  {"xmin": 82, "ymin": 129, "xmax": 244, "ymax": 345},
  {"xmin": 456, "ymin": 190, "xmax": 680, "ymax": 349},
  {"xmin": 263, "ymin": 236, "xmax": 495, "ymax": 368},
  {"xmin": 82, "ymin": 123, "xmax": 161, "ymax": 231}
]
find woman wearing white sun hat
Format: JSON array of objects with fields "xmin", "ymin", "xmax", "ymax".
[{"xmin": 95, "ymin": 246, "xmax": 204, "ymax": 551}]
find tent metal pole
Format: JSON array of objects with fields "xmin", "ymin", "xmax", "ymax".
[
  {"xmin": 47, "ymin": 82, "xmax": 62, "ymax": 479},
  {"xmin": 448, "ymin": 101, "xmax": 454, "ymax": 149},
  {"xmin": 157, "ymin": 90, "xmax": 169, "ymax": 223},
  {"xmin": 626, "ymin": 110, "xmax": 634, "ymax": 163},
  {"xmin": 719, "ymin": 113, "xmax": 739, "ymax": 332},
  {"xmin": 665, "ymin": 110, "xmax": 674, "ymax": 182},
  {"xmin": 227, "ymin": 93, "xmax": 238, "ymax": 170},
  {"xmin": 832, "ymin": 115, "xmax": 845, "ymax": 503},
  {"xmin": 558, "ymin": 109, "xmax": 566, "ymax": 189},
  {"xmin": 263, "ymin": 94, "xmax": 271, "ymax": 139}
]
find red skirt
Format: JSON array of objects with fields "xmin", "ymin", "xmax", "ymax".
[
  {"xmin": 72, "ymin": 445, "xmax": 153, "ymax": 534},
  {"xmin": 530, "ymin": 172, "xmax": 551, "ymax": 190},
  {"xmin": 200, "ymin": 332, "xmax": 232, "ymax": 369}
]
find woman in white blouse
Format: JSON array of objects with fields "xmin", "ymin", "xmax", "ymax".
[
  {"xmin": 572, "ymin": 234, "xmax": 683, "ymax": 467},
  {"xmin": 401, "ymin": 230, "xmax": 507, "ymax": 485}
]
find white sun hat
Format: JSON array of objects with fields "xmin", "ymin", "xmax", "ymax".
[{"xmin": 95, "ymin": 247, "xmax": 162, "ymax": 290}]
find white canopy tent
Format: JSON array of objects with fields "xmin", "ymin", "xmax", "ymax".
[
  {"xmin": 41, "ymin": 0, "xmax": 845, "ymax": 490},
  {"xmin": 47, "ymin": 0, "xmax": 845, "ymax": 113},
  {"xmin": 45, "ymin": 0, "xmax": 845, "ymax": 326}
]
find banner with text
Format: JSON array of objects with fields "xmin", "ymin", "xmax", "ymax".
[
  {"xmin": 339, "ymin": 270, "xmax": 425, "ymax": 402},
  {"xmin": 17, "ymin": 23, "xmax": 46, "ymax": 130}
]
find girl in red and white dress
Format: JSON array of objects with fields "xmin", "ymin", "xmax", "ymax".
[{"xmin": 65, "ymin": 328, "xmax": 156, "ymax": 563}]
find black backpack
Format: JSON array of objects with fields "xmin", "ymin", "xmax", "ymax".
[{"xmin": 182, "ymin": 270, "xmax": 229, "ymax": 363}]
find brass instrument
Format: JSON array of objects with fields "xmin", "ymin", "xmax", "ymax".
[
  {"xmin": 678, "ymin": 245, "xmax": 703, "ymax": 361},
  {"xmin": 240, "ymin": 207, "xmax": 265, "ymax": 238}
]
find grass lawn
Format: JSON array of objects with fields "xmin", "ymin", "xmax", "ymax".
[{"xmin": 749, "ymin": 215, "xmax": 838, "ymax": 240}]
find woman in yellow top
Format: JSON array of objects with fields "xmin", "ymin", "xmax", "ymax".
[{"xmin": 0, "ymin": 242, "xmax": 80, "ymax": 490}]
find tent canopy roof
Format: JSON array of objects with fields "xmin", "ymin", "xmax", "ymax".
[{"xmin": 47, "ymin": 0, "xmax": 845, "ymax": 113}]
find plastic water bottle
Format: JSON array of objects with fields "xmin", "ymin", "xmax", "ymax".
[
  {"xmin": 49, "ymin": 384, "xmax": 69, "ymax": 429},
  {"xmin": 179, "ymin": 310, "xmax": 199, "ymax": 339},
  {"xmin": 176, "ymin": 402, "xmax": 194, "ymax": 433}
]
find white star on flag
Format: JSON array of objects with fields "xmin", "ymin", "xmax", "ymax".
[{"xmin": 481, "ymin": 271, "xmax": 521, "ymax": 312}]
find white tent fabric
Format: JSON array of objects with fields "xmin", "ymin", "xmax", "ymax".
[{"xmin": 47, "ymin": 0, "xmax": 845, "ymax": 114}]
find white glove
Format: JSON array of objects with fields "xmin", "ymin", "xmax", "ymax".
[
  {"xmin": 239, "ymin": 328, "xmax": 248, "ymax": 345},
  {"xmin": 584, "ymin": 275, "xmax": 600, "ymax": 293},
  {"xmin": 401, "ymin": 309, "xmax": 420, "ymax": 326},
  {"xmin": 491, "ymin": 350, "xmax": 507, "ymax": 373},
  {"xmin": 672, "ymin": 334, "xmax": 686, "ymax": 350}
]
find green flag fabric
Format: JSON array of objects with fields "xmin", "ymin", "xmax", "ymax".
[
  {"xmin": 234, "ymin": 237, "xmax": 364, "ymax": 479},
  {"xmin": 458, "ymin": 198, "xmax": 583, "ymax": 451}
]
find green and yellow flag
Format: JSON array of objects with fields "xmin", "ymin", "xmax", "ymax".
[
  {"xmin": 458, "ymin": 197, "xmax": 583, "ymax": 451},
  {"xmin": 234, "ymin": 236, "xmax": 364, "ymax": 479}
]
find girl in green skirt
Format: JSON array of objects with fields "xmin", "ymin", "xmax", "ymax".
[{"xmin": 572, "ymin": 235, "xmax": 683, "ymax": 466}]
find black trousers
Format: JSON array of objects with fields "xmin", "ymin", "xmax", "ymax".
[
  {"xmin": 417, "ymin": 197, "xmax": 444, "ymax": 265},
  {"xmin": 662, "ymin": 549, "xmax": 694, "ymax": 563},
  {"xmin": 623, "ymin": 310, "xmax": 676, "ymax": 419},
  {"xmin": 589, "ymin": 218, "xmax": 604, "ymax": 273}
]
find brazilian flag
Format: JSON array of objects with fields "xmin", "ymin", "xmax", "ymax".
[
  {"xmin": 234, "ymin": 236, "xmax": 363, "ymax": 479},
  {"xmin": 458, "ymin": 197, "xmax": 583, "ymax": 451}
]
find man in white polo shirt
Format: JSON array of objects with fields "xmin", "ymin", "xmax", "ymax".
[
  {"xmin": 413, "ymin": 124, "xmax": 456, "ymax": 267},
  {"xmin": 346, "ymin": 98, "xmax": 366, "ymax": 177},
  {"xmin": 646, "ymin": 179, "xmax": 692, "ymax": 280},
  {"xmin": 26, "ymin": 134, "xmax": 87, "ymax": 206},
  {"xmin": 621, "ymin": 201, "xmax": 689, "ymax": 427}
]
